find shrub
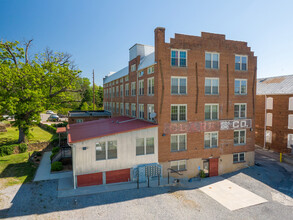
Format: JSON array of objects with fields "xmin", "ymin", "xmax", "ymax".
[
  {"xmin": 0, "ymin": 145, "xmax": 15, "ymax": 157},
  {"xmin": 199, "ymin": 169, "xmax": 206, "ymax": 178},
  {"xmin": 52, "ymin": 147, "xmax": 60, "ymax": 154},
  {"xmin": 18, "ymin": 143, "xmax": 28, "ymax": 153},
  {"xmin": 36, "ymin": 151, "xmax": 42, "ymax": 157},
  {"xmin": 51, "ymin": 161, "xmax": 63, "ymax": 171},
  {"xmin": 38, "ymin": 123, "xmax": 57, "ymax": 134}
]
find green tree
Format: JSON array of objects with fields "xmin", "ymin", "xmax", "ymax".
[
  {"xmin": 0, "ymin": 40, "xmax": 81, "ymax": 143},
  {"xmin": 80, "ymin": 102, "xmax": 89, "ymax": 111}
]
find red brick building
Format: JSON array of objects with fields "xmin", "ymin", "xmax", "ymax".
[
  {"xmin": 102, "ymin": 27, "xmax": 257, "ymax": 178},
  {"xmin": 255, "ymin": 75, "xmax": 293, "ymax": 153}
]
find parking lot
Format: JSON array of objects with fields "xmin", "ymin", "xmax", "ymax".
[{"xmin": 1, "ymin": 151, "xmax": 292, "ymax": 219}]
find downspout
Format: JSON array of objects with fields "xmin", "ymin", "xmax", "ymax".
[
  {"xmin": 264, "ymin": 95, "xmax": 267, "ymax": 149},
  {"xmin": 136, "ymin": 66, "xmax": 139, "ymax": 119}
]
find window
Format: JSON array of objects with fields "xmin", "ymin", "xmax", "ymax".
[
  {"xmin": 289, "ymin": 115, "xmax": 293, "ymax": 129},
  {"xmin": 120, "ymin": 85, "xmax": 123, "ymax": 97},
  {"xmin": 234, "ymin": 104, "xmax": 246, "ymax": 119},
  {"xmin": 266, "ymin": 113, "xmax": 273, "ymax": 126},
  {"xmin": 289, "ymin": 97, "xmax": 293, "ymax": 110},
  {"xmin": 120, "ymin": 78, "xmax": 123, "ymax": 83},
  {"xmin": 171, "ymin": 77, "xmax": 187, "ymax": 95},
  {"xmin": 112, "ymin": 87, "xmax": 115, "ymax": 97},
  {"xmin": 147, "ymin": 77, "xmax": 154, "ymax": 95},
  {"xmin": 171, "ymin": 134, "xmax": 187, "ymax": 152},
  {"xmin": 139, "ymin": 71, "xmax": 144, "ymax": 77},
  {"xmin": 116, "ymin": 80, "xmax": 118, "ymax": 84},
  {"xmin": 233, "ymin": 152, "xmax": 245, "ymax": 163},
  {"xmin": 170, "ymin": 160, "xmax": 186, "ymax": 171},
  {"xmin": 235, "ymin": 79, "xmax": 247, "ymax": 95},
  {"xmin": 235, "ymin": 55, "xmax": 247, "ymax": 71},
  {"xmin": 139, "ymin": 104, "xmax": 144, "ymax": 119},
  {"xmin": 266, "ymin": 97, "xmax": 273, "ymax": 110},
  {"xmin": 234, "ymin": 130, "xmax": 246, "ymax": 145},
  {"xmin": 131, "ymin": 82, "xmax": 136, "ymax": 96},
  {"xmin": 205, "ymin": 52, "xmax": 219, "ymax": 69},
  {"xmin": 147, "ymin": 104, "xmax": 155, "ymax": 121},
  {"xmin": 136, "ymin": 137, "xmax": 155, "ymax": 156},
  {"xmin": 204, "ymin": 132, "xmax": 218, "ymax": 148},
  {"xmin": 76, "ymin": 119, "xmax": 83, "ymax": 123},
  {"xmin": 171, "ymin": 104, "xmax": 187, "ymax": 122},
  {"xmin": 205, "ymin": 104, "xmax": 218, "ymax": 120},
  {"xmin": 205, "ymin": 78, "xmax": 219, "ymax": 95},
  {"xmin": 147, "ymin": 66, "xmax": 154, "ymax": 74},
  {"xmin": 113, "ymin": 103, "xmax": 115, "ymax": 113},
  {"xmin": 131, "ymin": 103, "xmax": 136, "ymax": 117},
  {"xmin": 109, "ymin": 88, "xmax": 112, "ymax": 98},
  {"xmin": 96, "ymin": 140, "xmax": 117, "ymax": 160},
  {"xmin": 116, "ymin": 102, "xmax": 119, "ymax": 113},
  {"xmin": 131, "ymin": 64, "xmax": 136, "ymax": 72},
  {"xmin": 125, "ymin": 103, "xmax": 129, "ymax": 115},
  {"xmin": 125, "ymin": 83, "xmax": 129, "ymax": 96},
  {"xmin": 120, "ymin": 103, "xmax": 124, "ymax": 115},
  {"xmin": 171, "ymin": 49, "xmax": 187, "ymax": 67},
  {"xmin": 116, "ymin": 86, "xmax": 119, "ymax": 97},
  {"xmin": 288, "ymin": 134, "xmax": 293, "ymax": 149},
  {"xmin": 266, "ymin": 130, "xmax": 272, "ymax": 143},
  {"xmin": 139, "ymin": 80, "xmax": 144, "ymax": 95},
  {"xmin": 125, "ymin": 76, "xmax": 129, "ymax": 81}
]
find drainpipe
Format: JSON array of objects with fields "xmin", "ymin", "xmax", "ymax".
[
  {"xmin": 136, "ymin": 67, "xmax": 139, "ymax": 119},
  {"xmin": 264, "ymin": 95, "xmax": 267, "ymax": 149}
]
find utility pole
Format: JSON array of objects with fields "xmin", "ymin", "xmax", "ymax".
[{"xmin": 93, "ymin": 69, "xmax": 95, "ymax": 111}]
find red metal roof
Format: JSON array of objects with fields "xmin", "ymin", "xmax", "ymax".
[
  {"xmin": 56, "ymin": 127, "xmax": 66, "ymax": 133},
  {"xmin": 67, "ymin": 116, "xmax": 157, "ymax": 143}
]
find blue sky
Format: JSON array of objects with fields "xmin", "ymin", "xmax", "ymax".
[{"xmin": 1, "ymin": 0, "xmax": 293, "ymax": 85}]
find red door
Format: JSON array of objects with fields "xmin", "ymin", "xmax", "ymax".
[
  {"xmin": 209, "ymin": 158, "xmax": 219, "ymax": 177},
  {"xmin": 77, "ymin": 172, "xmax": 103, "ymax": 187},
  {"xmin": 106, "ymin": 168, "xmax": 130, "ymax": 184}
]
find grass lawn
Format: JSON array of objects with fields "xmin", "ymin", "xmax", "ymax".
[
  {"xmin": 0, "ymin": 152, "xmax": 37, "ymax": 188},
  {"xmin": 0, "ymin": 124, "xmax": 55, "ymax": 146}
]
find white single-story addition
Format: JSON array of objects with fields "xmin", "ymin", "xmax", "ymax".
[{"xmin": 67, "ymin": 116, "xmax": 158, "ymax": 188}]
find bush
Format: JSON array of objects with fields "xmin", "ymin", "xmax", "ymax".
[
  {"xmin": 18, "ymin": 143, "xmax": 28, "ymax": 153},
  {"xmin": 0, "ymin": 145, "xmax": 15, "ymax": 157},
  {"xmin": 52, "ymin": 147, "xmax": 60, "ymax": 154},
  {"xmin": 36, "ymin": 151, "xmax": 42, "ymax": 157},
  {"xmin": 38, "ymin": 123, "xmax": 57, "ymax": 134},
  {"xmin": 199, "ymin": 169, "xmax": 206, "ymax": 178},
  {"xmin": 51, "ymin": 161, "xmax": 63, "ymax": 171}
]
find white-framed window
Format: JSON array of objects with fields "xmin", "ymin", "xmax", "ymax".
[
  {"xmin": 116, "ymin": 86, "xmax": 119, "ymax": 97},
  {"xmin": 234, "ymin": 130, "xmax": 246, "ymax": 145},
  {"xmin": 147, "ymin": 77, "xmax": 154, "ymax": 95},
  {"xmin": 205, "ymin": 104, "xmax": 219, "ymax": 120},
  {"xmin": 234, "ymin": 104, "xmax": 246, "ymax": 119},
  {"xmin": 288, "ymin": 134, "xmax": 293, "ymax": 149},
  {"xmin": 120, "ymin": 78, "xmax": 123, "ymax": 83},
  {"xmin": 125, "ymin": 83, "xmax": 129, "ymax": 96},
  {"xmin": 170, "ymin": 160, "xmax": 186, "ymax": 171},
  {"xmin": 113, "ymin": 103, "xmax": 116, "ymax": 113},
  {"xmin": 266, "ymin": 113, "xmax": 273, "ymax": 127},
  {"xmin": 171, "ymin": 104, "xmax": 187, "ymax": 122},
  {"xmin": 131, "ymin": 64, "xmax": 136, "ymax": 72},
  {"xmin": 266, "ymin": 97, "xmax": 273, "ymax": 110},
  {"xmin": 289, "ymin": 97, "xmax": 293, "ymax": 110},
  {"xmin": 125, "ymin": 76, "xmax": 129, "ymax": 82},
  {"xmin": 116, "ymin": 102, "xmax": 119, "ymax": 113},
  {"xmin": 139, "ymin": 71, "xmax": 144, "ymax": 77},
  {"xmin": 139, "ymin": 80, "xmax": 144, "ymax": 96},
  {"xmin": 233, "ymin": 152, "xmax": 245, "ymax": 163},
  {"xmin": 120, "ymin": 103, "xmax": 124, "ymax": 115},
  {"xmin": 136, "ymin": 137, "xmax": 155, "ymax": 156},
  {"xmin": 131, "ymin": 103, "xmax": 136, "ymax": 117},
  {"xmin": 171, "ymin": 134, "xmax": 187, "ymax": 152},
  {"xmin": 235, "ymin": 79, "xmax": 247, "ymax": 95},
  {"xmin": 205, "ymin": 52, "xmax": 219, "ymax": 69},
  {"xmin": 125, "ymin": 103, "xmax": 129, "ymax": 115},
  {"xmin": 139, "ymin": 104, "xmax": 144, "ymax": 119},
  {"xmin": 112, "ymin": 87, "xmax": 115, "ymax": 97},
  {"xmin": 204, "ymin": 132, "xmax": 218, "ymax": 148},
  {"xmin": 96, "ymin": 140, "xmax": 117, "ymax": 160},
  {"xmin": 147, "ymin": 104, "xmax": 155, "ymax": 121},
  {"xmin": 289, "ymin": 115, "xmax": 293, "ymax": 129},
  {"xmin": 131, "ymin": 82, "xmax": 136, "ymax": 96},
  {"xmin": 266, "ymin": 130, "xmax": 272, "ymax": 143},
  {"xmin": 235, "ymin": 55, "xmax": 248, "ymax": 71},
  {"xmin": 120, "ymin": 85, "xmax": 123, "ymax": 97},
  {"xmin": 76, "ymin": 119, "xmax": 83, "ymax": 123},
  {"xmin": 109, "ymin": 88, "xmax": 112, "ymax": 98},
  {"xmin": 205, "ymin": 78, "xmax": 219, "ymax": 95},
  {"xmin": 171, "ymin": 49, "xmax": 187, "ymax": 67},
  {"xmin": 147, "ymin": 66, "xmax": 154, "ymax": 74},
  {"xmin": 171, "ymin": 77, "xmax": 187, "ymax": 95}
]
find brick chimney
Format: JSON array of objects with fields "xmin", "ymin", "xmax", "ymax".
[{"xmin": 154, "ymin": 27, "xmax": 165, "ymax": 62}]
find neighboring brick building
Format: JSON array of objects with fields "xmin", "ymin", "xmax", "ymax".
[
  {"xmin": 255, "ymin": 75, "xmax": 293, "ymax": 153},
  {"xmin": 101, "ymin": 27, "xmax": 257, "ymax": 179},
  {"xmin": 68, "ymin": 110, "xmax": 111, "ymax": 124}
]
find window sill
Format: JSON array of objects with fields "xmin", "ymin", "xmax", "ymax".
[
  {"xmin": 234, "ymin": 94, "xmax": 247, "ymax": 96},
  {"xmin": 205, "ymin": 94, "xmax": 219, "ymax": 96},
  {"xmin": 171, "ymin": 169, "xmax": 187, "ymax": 173},
  {"xmin": 204, "ymin": 119, "xmax": 219, "ymax": 121},
  {"xmin": 234, "ymin": 143, "xmax": 246, "ymax": 146},
  {"xmin": 171, "ymin": 120, "xmax": 187, "ymax": 123},
  {"xmin": 171, "ymin": 66, "xmax": 187, "ymax": 68},
  {"xmin": 171, "ymin": 94, "xmax": 187, "ymax": 96},
  {"xmin": 171, "ymin": 149, "xmax": 187, "ymax": 153},
  {"xmin": 233, "ymin": 160, "xmax": 246, "ymax": 164},
  {"xmin": 205, "ymin": 68, "xmax": 219, "ymax": 70},
  {"xmin": 204, "ymin": 146, "xmax": 218, "ymax": 149},
  {"xmin": 235, "ymin": 70, "xmax": 248, "ymax": 72}
]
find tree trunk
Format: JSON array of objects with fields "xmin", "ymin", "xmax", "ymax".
[{"xmin": 18, "ymin": 127, "xmax": 26, "ymax": 143}]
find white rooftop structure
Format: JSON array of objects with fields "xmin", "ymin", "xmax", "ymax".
[{"xmin": 257, "ymin": 75, "xmax": 293, "ymax": 95}]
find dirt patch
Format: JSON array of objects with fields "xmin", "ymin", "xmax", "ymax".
[{"xmin": 170, "ymin": 191, "xmax": 200, "ymax": 210}]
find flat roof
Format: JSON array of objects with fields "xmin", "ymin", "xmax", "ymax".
[
  {"xmin": 67, "ymin": 116, "xmax": 157, "ymax": 143},
  {"xmin": 56, "ymin": 127, "xmax": 66, "ymax": 134},
  {"xmin": 68, "ymin": 110, "xmax": 111, "ymax": 117},
  {"xmin": 257, "ymin": 74, "xmax": 293, "ymax": 95}
]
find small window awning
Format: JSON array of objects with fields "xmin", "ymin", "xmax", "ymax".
[{"xmin": 56, "ymin": 127, "xmax": 67, "ymax": 134}]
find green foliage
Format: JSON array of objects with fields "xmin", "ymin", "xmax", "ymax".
[
  {"xmin": 36, "ymin": 151, "xmax": 42, "ymax": 157},
  {"xmin": 80, "ymin": 102, "xmax": 89, "ymax": 111},
  {"xmin": 0, "ymin": 145, "xmax": 15, "ymax": 157},
  {"xmin": 51, "ymin": 161, "xmax": 63, "ymax": 171},
  {"xmin": 18, "ymin": 143, "xmax": 27, "ymax": 153},
  {"xmin": 199, "ymin": 169, "xmax": 206, "ymax": 178},
  {"xmin": 38, "ymin": 123, "xmax": 57, "ymax": 134},
  {"xmin": 52, "ymin": 146, "xmax": 60, "ymax": 154},
  {"xmin": 51, "ymin": 122, "xmax": 68, "ymax": 128}
]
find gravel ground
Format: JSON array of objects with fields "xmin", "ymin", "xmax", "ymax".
[{"xmin": 1, "ymin": 152, "xmax": 292, "ymax": 220}]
